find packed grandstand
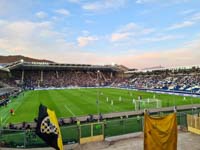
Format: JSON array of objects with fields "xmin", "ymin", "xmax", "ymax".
[{"xmin": 1, "ymin": 59, "xmax": 200, "ymax": 93}]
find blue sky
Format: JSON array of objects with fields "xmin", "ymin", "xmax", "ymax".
[{"xmin": 0, "ymin": 0, "xmax": 200, "ymax": 68}]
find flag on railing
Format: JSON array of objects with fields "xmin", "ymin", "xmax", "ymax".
[
  {"xmin": 36, "ymin": 104, "xmax": 63, "ymax": 150},
  {"xmin": 144, "ymin": 112, "xmax": 177, "ymax": 150}
]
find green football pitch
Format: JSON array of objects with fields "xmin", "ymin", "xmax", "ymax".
[{"xmin": 1, "ymin": 88, "xmax": 200, "ymax": 125}]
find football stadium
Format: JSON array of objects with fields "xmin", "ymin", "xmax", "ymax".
[
  {"xmin": 1, "ymin": 0, "xmax": 200, "ymax": 150},
  {"xmin": 1, "ymin": 58, "xmax": 200, "ymax": 149}
]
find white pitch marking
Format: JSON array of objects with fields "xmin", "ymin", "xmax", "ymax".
[{"xmin": 64, "ymin": 105, "xmax": 75, "ymax": 117}]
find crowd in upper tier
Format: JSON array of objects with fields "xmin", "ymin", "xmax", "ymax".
[
  {"xmin": 114, "ymin": 70, "xmax": 200, "ymax": 94},
  {"xmin": 9, "ymin": 70, "xmax": 114, "ymax": 88}
]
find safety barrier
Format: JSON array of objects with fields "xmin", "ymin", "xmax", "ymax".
[{"xmin": 0, "ymin": 111, "xmax": 194, "ymax": 148}]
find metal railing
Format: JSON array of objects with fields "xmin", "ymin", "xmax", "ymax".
[{"xmin": 0, "ymin": 110, "xmax": 196, "ymax": 148}]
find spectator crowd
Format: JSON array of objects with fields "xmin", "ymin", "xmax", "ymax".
[
  {"xmin": 1, "ymin": 67, "xmax": 200, "ymax": 94},
  {"xmin": 10, "ymin": 70, "xmax": 114, "ymax": 88}
]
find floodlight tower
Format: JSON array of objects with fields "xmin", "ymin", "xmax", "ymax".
[
  {"xmin": 172, "ymin": 69, "xmax": 176, "ymax": 107},
  {"xmin": 20, "ymin": 59, "xmax": 24, "ymax": 85},
  {"xmin": 96, "ymin": 70, "xmax": 100, "ymax": 118},
  {"xmin": 97, "ymin": 70, "xmax": 100, "ymax": 86}
]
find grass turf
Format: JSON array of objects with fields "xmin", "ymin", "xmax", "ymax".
[{"xmin": 0, "ymin": 88, "xmax": 200, "ymax": 125}]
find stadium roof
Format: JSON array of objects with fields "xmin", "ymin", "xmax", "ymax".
[
  {"xmin": 125, "ymin": 64, "xmax": 200, "ymax": 74},
  {"xmin": 0, "ymin": 66, "xmax": 9, "ymax": 72},
  {"xmin": 4, "ymin": 60, "xmax": 122, "ymax": 72}
]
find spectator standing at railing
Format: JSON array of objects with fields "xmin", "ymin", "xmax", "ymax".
[{"xmin": 10, "ymin": 108, "xmax": 15, "ymax": 115}]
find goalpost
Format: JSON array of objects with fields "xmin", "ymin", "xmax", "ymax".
[{"xmin": 134, "ymin": 98, "xmax": 162, "ymax": 111}]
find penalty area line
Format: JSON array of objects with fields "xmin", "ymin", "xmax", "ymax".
[{"xmin": 64, "ymin": 105, "xmax": 75, "ymax": 117}]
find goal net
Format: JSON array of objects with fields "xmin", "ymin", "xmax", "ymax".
[{"xmin": 134, "ymin": 98, "xmax": 162, "ymax": 111}]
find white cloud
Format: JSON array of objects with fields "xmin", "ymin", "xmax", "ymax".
[
  {"xmin": 82, "ymin": 0, "xmax": 126, "ymax": 12},
  {"xmin": 77, "ymin": 36, "xmax": 98, "ymax": 47},
  {"xmin": 102, "ymin": 38, "xmax": 200, "ymax": 68},
  {"xmin": 57, "ymin": 37, "xmax": 200, "ymax": 68},
  {"xmin": 0, "ymin": 21, "xmax": 52, "ymax": 40},
  {"xmin": 67, "ymin": 0, "xmax": 80, "ymax": 3},
  {"xmin": 167, "ymin": 21, "xmax": 195, "ymax": 30},
  {"xmin": 180, "ymin": 9, "xmax": 195, "ymax": 15},
  {"xmin": 136, "ymin": 0, "xmax": 157, "ymax": 4},
  {"xmin": 85, "ymin": 19, "xmax": 95, "ymax": 24},
  {"xmin": 35, "ymin": 11, "xmax": 48, "ymax": 19},
  {"xmin": 111, "ymin": 33, "xmax": 130, "ymax": 42},
  {"xmin": 117, "ymin": 23, "xmax": 138, "ymax": 32},
  {"xmin": 173, "ymin": 0, "xmax": 190, "ymax": 3},
  {"xmin": 55, "ymin": 9, "xmax": 70, "ymax": 16},
  {"xmin": 82, "ymin": 30, "xmax": 90, "ymax": 36},
  {"xmin": 135, "ymin": 38, "xmax": 200, "ymax": 68},
  {"xmin": 142, "ymin": 35, "xmax": 184, "ymax": 42},
  {"xmin": 191, "ymin": 12, "xmax": 200, "ymax": 21},
  {"xmin": 82, "ymin": 3, "xmax": 101, "ymax": 11},
  {"xmin": 0, "ymin": 0, "xmax": 35, "ymax": 16},
  {"xmin": 110, "ymin": 22, "xmax": 154, "ymax": 42},
  {"xmin": 136, "ymin": 0, "xmax": 190, "ymax": 4},
  {"xmin": 167, "ymin": 11, "xmax": 200, "ymax": 31},
  {"xmin": 0, "ymin": 20, "xmax": 77, "ymax": 58}
]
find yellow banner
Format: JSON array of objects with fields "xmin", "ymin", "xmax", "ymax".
[
  {"xmin": 47, "ymin": 109, "xmax": 63, "ymax": 150},
  {"xmin": 144, "ymin": 113, "xmax": 177, "ymax": 150}
]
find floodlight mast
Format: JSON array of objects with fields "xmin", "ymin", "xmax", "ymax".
[
  {"xmin": 96, "ymin": 70, "xmax": 100, "ymax": 118},
  {"xmin": 172, "ymin": 69, "xmax": 176, "ymax": 108}
]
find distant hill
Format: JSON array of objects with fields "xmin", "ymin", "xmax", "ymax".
[{"xmin": 0, "ymin": 55, "xmax": 54, "ymax": 63}]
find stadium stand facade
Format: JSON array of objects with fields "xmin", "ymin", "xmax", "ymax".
[
  {"xmin": 1, "ymin": 60, "xmax": 124, "ymax": 89},
  {"xmin": 116, "ymin": 65, "xmax": 200, "ymax": 95}
]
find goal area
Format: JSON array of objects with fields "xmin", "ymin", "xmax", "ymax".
[{"xmin": 134, "ymin": 98, "xmax": 162, "ymax": 111}]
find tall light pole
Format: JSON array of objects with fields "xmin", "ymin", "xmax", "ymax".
[
  {"xmin": 96, "ymin": 70, "xmax": 100, "ymax": 117},
  {"xmin": 96, "ymin": 91, "xmax": 100, "ymax": 116},
  {"xmin": 97, "ymin": 70, "xmax": 100, "ymax": 86},
  {"xmin": 172, "ymin": 69, "xmax": 176, "ymax": 107}
]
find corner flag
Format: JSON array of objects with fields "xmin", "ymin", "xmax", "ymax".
[
  {"xmin": 36, "ymin": 104, "xmax": 63, "ymax": 150},
  {"xmin": 144, "ymin": 112, "xmax": 177, "ymax": 150}
]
